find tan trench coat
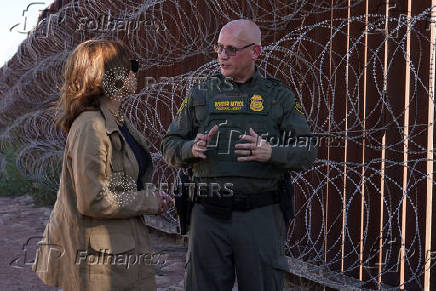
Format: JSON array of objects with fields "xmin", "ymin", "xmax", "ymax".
[{"xmin": 33, "ymin": 103, "xmax": 160, "ymax": 291}]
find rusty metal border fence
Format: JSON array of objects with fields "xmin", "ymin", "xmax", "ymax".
[{"xmin": 1, "ymin": 0, "xmax": 436, "ymax": 290}]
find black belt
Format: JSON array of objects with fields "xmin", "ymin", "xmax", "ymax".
[{"xmin": 195, "ymin": 191, "xmax": 279, "ymax": 211}]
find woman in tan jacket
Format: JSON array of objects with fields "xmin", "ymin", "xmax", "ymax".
[{"xmin": 32, "ymin": 39, "xmax": 171, "ymax": 290}]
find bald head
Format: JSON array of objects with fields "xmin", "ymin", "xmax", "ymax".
[
  {"xmin": 220, "ymin": 19, "xmax": 261, "ymax": 46},
  {"xmin": 217, "ymin": 19, "xmax": 262, "ymax": 82}
]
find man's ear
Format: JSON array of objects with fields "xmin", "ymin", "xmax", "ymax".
[{"xmin": 252, "ymin": 45, "xmax": 262, "ymax": 60}]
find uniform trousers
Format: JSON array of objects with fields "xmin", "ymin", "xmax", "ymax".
[{"xmin": 185, "ymin": 203, "xmax": 289, "ymax": 291}]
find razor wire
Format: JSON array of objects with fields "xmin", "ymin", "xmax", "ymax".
[{"xmin": 0, "ymin": 0, "xmax": 434, "ymax": 289}]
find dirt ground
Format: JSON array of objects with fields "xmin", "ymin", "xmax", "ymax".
[
  {"xmin": 0, "ymin": 195, "xmax": 307, "ymax": 291},
  {"xmin": 0, "ymin": 195, "xmax": 186, "ymax": 291}
]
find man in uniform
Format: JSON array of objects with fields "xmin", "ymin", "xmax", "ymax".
[{"xmin": 161, "ymin": 19, "xmax": 317, "ymax": 291}]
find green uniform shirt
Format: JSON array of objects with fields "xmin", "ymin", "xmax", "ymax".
[{"xmin": 161, "ymin": 68, "xmax": 317, "ymax": 194}]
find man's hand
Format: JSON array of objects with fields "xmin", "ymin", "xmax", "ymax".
[
  {"xmin": 192, "ymin": 125, "xmax": 219, "ymax": 159},
  {"xmin": 234, "ymin": 128, "xmax": 272, "ymax": 162},
  {"xmin": 156, "ymin": 191, "xmax": 174, "ymax": 215}
]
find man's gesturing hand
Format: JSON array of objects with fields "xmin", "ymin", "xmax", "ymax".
[
  {"xmin": 192, "ymin": 125, "xmax": 219, "ymax": 159},
  {"xmin": 234, "ymin": 128, "xmax": 272, "ymax": 162}
]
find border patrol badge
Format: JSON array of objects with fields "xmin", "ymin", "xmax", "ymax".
[
  {"xmin": 250, "ymin": 94, "xmax": 264, "ymax": 111},
  {"xmin": 295, "ymin": 101, "xmax": 305, "ymax": 115}
]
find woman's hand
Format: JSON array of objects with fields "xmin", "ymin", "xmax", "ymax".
[{"xmin": 156, "ymin": 191, "xmax": 174, "ymax": 215}]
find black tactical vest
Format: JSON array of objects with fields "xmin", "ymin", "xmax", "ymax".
[{"xmin": 191, "ymin": 75, "xmax": 284, "ymax": 179}]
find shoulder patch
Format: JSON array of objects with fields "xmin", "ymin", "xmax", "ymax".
[
  {"xmin": 266, "ymin": 77, "xmax": 282, "ymax": 87},
  {"xmin": 176, "ymin": 97, "xmax": 188, "ymax": 119},
  {"xmin": 295, "ymin": 101, "xmax": 305, "ymax": 115}
]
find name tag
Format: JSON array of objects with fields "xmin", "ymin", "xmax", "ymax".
[
  {"xmin": 214, "ymin": 100, "xmax": 245, "ymax": 111},
  {"xmin": 211, "ymin": 94, "xmax": 247, "ymax": 113},
  {"xmin": 210, "ymin": 93, "xmax": 268, "ymax": 115}
]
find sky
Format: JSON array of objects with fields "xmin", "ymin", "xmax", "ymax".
[{"xmin": 0, "ymin": 0, "xmax": 52, "ymax": 66}]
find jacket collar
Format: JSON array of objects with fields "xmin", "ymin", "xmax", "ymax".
[
  {"xmin": 99, "ymin": 101, "xmax": 151, "ymax": 151},
  {"xmin": 245, "ymin": 66, "xmax": 262, "ymax": 85},
  {"xmin": 99, "ymin": 102, "xmax": 120, "ymax": 134},
  {"xmin": 220, "ymin": 66, "xmax": 262, "ymax": 86}
]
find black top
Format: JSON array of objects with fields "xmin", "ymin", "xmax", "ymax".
[{"xmin": 118, "ymin": 123, "xmax": 151, "ymax": 191}]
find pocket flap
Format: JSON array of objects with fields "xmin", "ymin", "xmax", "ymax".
[
  {"xmin": 192, "ymin": 95, "xmax": 206, "ymax": 106},
  {"xmin": 89, "ymin": 227, "xmax": 135, "ymax": 254}
]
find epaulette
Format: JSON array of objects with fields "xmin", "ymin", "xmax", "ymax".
[
  {"xmin": 196, "ymin": 73, "xmax": 221, "ymax": 87},
  {"xmin": 265, "ymin": 76, "xmax": 283, "ymax": 88},
  {"xmin": 265, "ymin": 77, "xmax": 283, "ymax": 86},
  {"xmin": 195, "ymin": 75, "xmax": 216, "ymax": 90},
  {"xmin": 207, "ymin": 73, "xmax": 222, "ymax": 82}
]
